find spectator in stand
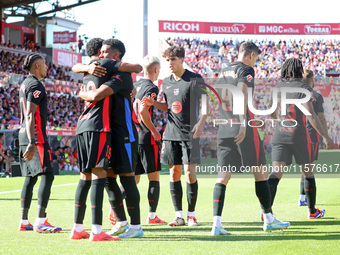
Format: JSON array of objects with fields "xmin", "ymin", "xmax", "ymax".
[{"xmin": 77, "ymin": 35, "xmax": 84, "ymax": 53}]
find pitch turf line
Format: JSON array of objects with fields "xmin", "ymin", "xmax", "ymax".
[{"xmin": 0, "ymin": 182, "xmax": 78, "ymax": 195}]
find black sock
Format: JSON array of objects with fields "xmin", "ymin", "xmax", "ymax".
[
  {"xmin": 170, "ymin": 181, "xmax": 183, "ymax": 212},
  {"xmin": 74, "ymin": 179, "xmax": 91, "ymax": 224},
  {"xmin": 91, "ymin": 178, "xmax": 106, "ymax": 225},
  {"xmin": 21, "ymin": 176, "xmax": 38, "ymax": 220},
  {"xmin": 305, "ymin": 177, "xmax": 317, "ymax": 214},
  {"xmin": 120, "ymin": 176, "xmax": 140, "ymax": 225},
  {"xmin": 187, "ymin": 181, "xmax": 198, "ymax": 212},
  {"xmin": 119, "ymin": 184, "xmax": 127, "ymax": 200},
  {"xmin": 213, "ymin": 183, "xmax": 226, "ymax": 216},
  {"xmin": 300, "ymin": 175, "xmax": 306, "ymax": 195},
  {"xmin": 105, "ymin": 177, "xmax": 127, "ymax": 222},
  {"xmin": 148, "ymin": 181, "xmax": 160, "ymax": 213},
  {"xmin": 268, "ymin": 175, "xmax": 280, "ymax": 207},
  {"xmin": 255, "ymin": 180, "xmax": 272, "ymax": 214},
  {"xmin": 37, "ymin": 172, "xmax": 54, "ymax": 218}
]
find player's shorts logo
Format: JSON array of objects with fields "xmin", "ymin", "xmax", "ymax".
[
  {"xmin": 173, "ymin": 88, "xmax": 179, "ymax": 96},
  {"xmin": 171, "ymin": 101, "xmax": 182, "ymax": 114},
  {"xmin": 33, "ymin": 90, "xmax": 41, "ymax": 98}
]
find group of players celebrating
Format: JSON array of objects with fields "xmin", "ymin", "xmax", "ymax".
[{"xmin": 17, "ymin": 39, "xmax": 333, "ymax": 241}]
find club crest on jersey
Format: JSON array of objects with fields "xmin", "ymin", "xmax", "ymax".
[
  {"xmin": 247, "ymin": 74, "xmax": 253, "ymax": 82},
  {"xmin": 173, "ymin": 88, "xmax": 179, "ymax": 96},
  {"xmin": 33, "ymin": 90, "xmax": 41, "ymax": 98}
]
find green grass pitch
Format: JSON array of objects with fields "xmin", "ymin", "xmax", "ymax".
[{"xmin": 0, "ymin": 150, "xmax": 339, "ymax": 254}]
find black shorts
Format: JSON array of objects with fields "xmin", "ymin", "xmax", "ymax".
[
  {"xmin": 271, "ymin": 142, "xmax": 314, "ymax": 165},
  {"xmin": 110, "ymin": 141, "xmax": 138, "ymax": 174},
  {"xmin": 19, "ymin": 143, "xmax": 53, "ymax": 177},
  {"xmin": 135, "ymin": 143, "xmax": 161, "ymax": 175},
  {"xmin": 313, "ymin": 142, "xmax": 320, "ymax": 161},
  {"xmin": 161, "ymin": 139, "xmax": 200, "ymax": 165},
  {"xmin": 77, "ymin": 132, "xmax": 111, "ymax": 172},
  {"xmin": 217, "ymin": 135, "xmax": 266, "ymax": 168}
]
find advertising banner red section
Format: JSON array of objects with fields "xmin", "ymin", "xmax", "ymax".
[
  {"xmin": 159, "ymin": 21, "xmax": 340, "ymax": 35},
  {"xmin": 53, "ymin": 48, "xmax": 82, "ymax": 67},
  {"xmin": 53, "ymin": 31, "xmax": 77, "ymax": 44}
]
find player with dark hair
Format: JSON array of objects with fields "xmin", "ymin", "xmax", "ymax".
[
  {"xmin": 133, "ymin": 55, "xmax": 165, "ymax": 224},
  {"xmin": 142, "ymin": 46, "xmax": 207, "ymax": 227},
  {"xmin": 78, "ymin": 38, "xmax": 143, "ymax": 238},
  {"xmin": 211, "ymin": 41, "xmax": 290, "ymax": 235},
  {"xmin": 268, "ymin": 58, "xmax": 334, "ymax": 219},
  {"xmin": 18, "ymin": 53, "xmax": 62, "ymax": 233},
  {"xmin": 298, "ymin": 69, "xmax": 329, "ymax": 206},
  {"xmin": 70, "ymin": 38, "xmax": 142, "ymax": 241}
]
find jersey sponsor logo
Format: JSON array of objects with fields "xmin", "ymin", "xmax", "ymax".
[
  {"xmin": 151, "ymin": 92, "xmax": 157, "ymax": 99},
  {"xmin": 247, "ymin": 74, "xmax": 253, "ymax": 82},
  {"xmin": 33, "ymin": 90, "xmax": 41, "ymax": 98},
  {"xmin": 219, "ymin": 70, "xmax": 237, "ymax": 78},
  {"xmin": 173, "ymin": 88, "xmax": 179, "ymax": 96},
  {"xmin": 171, "ymin": 101, "xmax": 182, "ymax": 114}
]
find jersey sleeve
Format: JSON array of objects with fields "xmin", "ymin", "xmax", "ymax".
[
  {"xmin": 238, "ymin": 67, "xmax": 255, "ymax": 88},
  {"xmin": 191, "ymin": 74, "xmax": 206, "ymax": 99},
  {"xmin": 315, "ymin": 93, "xmax": 324, "ymax": 113},
  {"xmin": 26, "ymin": 81, "xmax": 44, "ymax": 105},
  {"xmin": 144, "ymin": 86, "xmax": 159, "ymax": 100},
  {"xmin": 103, "ymin": 73, "xmax": 131, "ymax": 94}
]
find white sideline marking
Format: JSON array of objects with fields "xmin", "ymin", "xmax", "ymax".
[{"xmin": 0, "ymin": 183, "xmax": 78, "ymax": 195}]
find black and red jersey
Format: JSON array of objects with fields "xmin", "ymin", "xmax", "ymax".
[
  {"xmin": 162, "ymin": 69, "xmax": 205, "ymax": 141},
  {"xmin": 307, "ymin": 90, "xmax": 324, "ymax": 144},
  {"xmin": 217, "ymin": 61, "xmax": 256, "ymax": 139},
  {"xmin": 109, "ymin": 72, "xmax": 137, "ymax": 143},
  {"xmin": 19, "ymin": 75, "xmax": 48, "ymax": 145},
  {"xmin": 76, "ymin": 58, "xmax": 120, "ymax": 135},
  {"xmin": 272, "ymin": 80, "xmax": 313, "ymax": 145},
  {"xmin": 133, "ymin": 78, "xmax": 159, "ymax": 145}
]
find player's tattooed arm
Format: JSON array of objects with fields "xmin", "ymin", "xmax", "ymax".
[
  {"xmin": 139, "ymin": 102, "xmax": 161, "ymax": 141},
  {"xmin": 141, "ymin": 96, "xmax": 168, "ymax": 112},
  {"xmin": 23, "ymin": 101, "xmax": 37, "ymax": 161},
  {"xmin": 72, "ymin": 62, "xmax": 106, "ymax": 77},
  {"xmin": 119, "ymin": 63, "xmax": 143, "ymax": 73},
  {"xmin": 234, "ymin": 82, "xmax": 247, "ymax": 145},
  {"xmin": 304, "ymin": 101, "xmax": 334, "ymax": 149}
]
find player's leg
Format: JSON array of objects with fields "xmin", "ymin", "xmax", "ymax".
[
  {"xmin": 32, "ymin": 143, "xmax": 61, "ymax": 233},
  {"xmin": 70, "ymin": 172, "xmax": 91, "ymax": 239},
  {"xmin": 268, "ymin": 161, "xmax": 285, "ymax": 206},
  {"xmin": 19, "ymin": 175, "xmax": 37, "ymax": 231},
  {"xmin": 168, "ymin": 164, "xmax": 185, "ymax": 226},
  {"xmin": 106, "ymin": 169, "xmax": 129, "ymax": 236},
  {"xmin": 301, "ymin": 164, "xmax": 325, "ymax": 219},
  {"xmin": 146, "ymin": 171, "xmax": 165, "ymax": 224},
  {"xmin": 298, "ymin": 174, "xmax": 307, "ymax": 206}
]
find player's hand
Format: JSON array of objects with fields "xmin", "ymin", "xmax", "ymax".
[
  {"xmin": 324, "ymin": 136, "xmax": 334, "ymax": 150},
  {"xmin": 23, "ymin": 144, "xmax": 35, "ymax": 161},
  {"xmin": 88, "ymin": 62, "xmax": 106, "ymax": 77},
  {"xmin": 234, "ymin": 126, "xmax": 246, "ymax": 145},
  {"xmin": 141, "ymin": 96, "xmax": 155, "ymax": 107},
  {"xmin": 192, "ymin": 123, "xmax": 204, "ymax": 139},
  {"xmin": 130, "ymin": 87, "xmax": 137, "ymax": 99},
  {"xmin": 151, "ymin": 130, "xmax": 161, "ymax": 141}
]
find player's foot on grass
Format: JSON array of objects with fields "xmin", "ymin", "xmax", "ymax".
[
  {"xmin": 109, "ymin": 207, "xmax": 117, "ymax": 226},
  {"xmin": 33, "ymin": 219, "xmax": 62, "ymax": 233},
  {"xmin": 308, "ymin": 208, "xmax": 325, "ymax": 219},
  {"xmin": 211, "ymin": 226, "xmax": 230, "ymax": 236},
  {"xmin": 168, "ymin": 217, "xmax": 185, "ymax": 226},
  {"xmin": 89, "ymin": 231, "xmax": 120, "ymax": 241},
  {"xmin": 19, "ymin": 223, "xmax": 33, "ymax": 231},
  {"xmin": 263, "ymin": 218, "xmax": 290, "ymax": 231},
  {"xmin": 118, "ymin": 227, "xmax": 144, "ymax": 238},
  {"xmin": 261, "ymin": 212, "xmax": 275, "ymax": 222},
  {"xmin": 146, "ymin": 215, "xmax": 166, "ymax": 224},
  {"xmin": 70, "ymin": 229, "xmax": 90, "ymax": 239},
  {"xmin": 106, "ymin": 223, "xmax": 129, "ymax": 236},
  {"xmin": 298, "ymin": 198, "xmax": 308, "ymax": 206},
  {"xmin": 187, "ymin": 216, "xmax": 198, "ymax": 227}
]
